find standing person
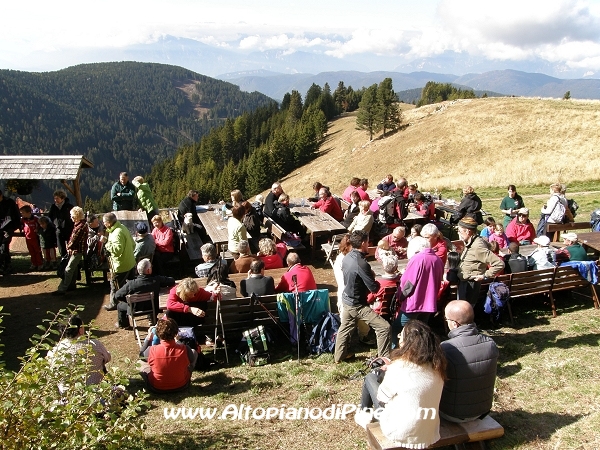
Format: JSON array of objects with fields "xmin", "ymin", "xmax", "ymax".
[
  {"xmin": 84, "ymin": 214, "xmax": 107, "ymax": 285},
  {"xmin": 264, "ymin": 182, "xmax": 284, "ymax": 218},
  {"xmin": 111, "ymin": 172, "xmax": 136, "ymax": 211},
  {"xmin": 48, "ymin": 190, "xmax": 74, "ymax": 258},
  {"xmin": 499, "ymin": 185, "xmax": 525, "ymax": 228},
  {"xmin": 456, "ymin": 217, "xmax": 504, "ymax": 306},
  {"xmin": 334, "ymin": 230, "xmax": 391, "ymax": 363},
  {"xmin": 101, "ymin": 212, "xmax": 136, "ymax": 310},
  {"xmin": 177, "ymin": 190, "xmax": 203, "ymax": 234},
  {"xmin": 540, "ymin": 183, "xmax": 571, "ymax": 239},
  {"xmin": 355, "ymin": 320, "xmax": 446, "ymax": 450},
  {"xmin": 421, "ymin": 223, "xmax": 448, "ymax": 266},
  {"xmin": 440, "ymin": 300, "xmax": 499, "ymax": 423},
  {"xmin": 0, "ymin": 190, "xmax": 20, "ymax": 275},
  {"xmin": 391, "ymin": 231, "xmax": 444, "ymax": 346},
  {"xmin": 52, "ymin": 207, "xmax": 88, "ymax": 296},
  {"xmin": 151, "ymin": 215, "xmax": 175, "ymax": 275},
  {"xmin": 19, "ymin": 205, "xmax": 43, "ymax": 270},
  {"xmin": 38, "ymin": 216, "xmax": 58, "ymax": 269},
  {"xmin": 132, "ymin": 176, "xmax": 159, "ymax": 222},
  {"xmin": 453, "ymin": 186, "xmax": 483, "ymax": 224}
]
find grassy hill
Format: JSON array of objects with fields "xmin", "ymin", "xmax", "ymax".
[
  {"xmin": 278, "ymin": 97, "xmax": 600, "ymax": 199},
  {"xmin": 0, "ymin": 62, "xmax": 275, "ymax": 203}
]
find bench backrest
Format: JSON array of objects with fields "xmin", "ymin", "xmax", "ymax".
[{"xmin": 545, "ymin": 222, "xmax": 591, "ymax": 241}]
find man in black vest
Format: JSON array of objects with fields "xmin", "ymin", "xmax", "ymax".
[{"xmin": 440, "ymin": 300, "xmax": 499, "ymax": 422}]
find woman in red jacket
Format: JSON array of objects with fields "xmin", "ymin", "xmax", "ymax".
[
  {"xmin": 505, "ymin": 208, "xmax": 536, "ymax": 245},
  {"xmin": 166, "ymin": 277, "xmax": 219, "ymax": 326}
]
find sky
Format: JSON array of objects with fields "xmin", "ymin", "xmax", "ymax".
[{"xmin": 2, "ymin": 0, "xmax": 600, "ymax": 76}]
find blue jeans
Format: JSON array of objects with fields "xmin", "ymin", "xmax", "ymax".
[
  {"xmin": 391, "ymin": 312, "xmax": 431, "ymax": 348},
  {"xmin": 360, "ymin": 372, "xmax": 383, "ymax": 409}
]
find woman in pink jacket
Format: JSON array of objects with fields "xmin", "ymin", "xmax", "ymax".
[{"xmin": 505, "ymin": 208, "xmax": 536, "ymax": 244}]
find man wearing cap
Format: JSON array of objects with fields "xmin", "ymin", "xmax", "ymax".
[
  {"xmin": 457, "ymin": 217, "xmax": 505, "ymax": 306},
  {"xmin": 505, "ymin": 208, "xmax": 536, "ymax": 245},
  {"xmin": 527, "ymin": 235, "xmax": 556, "ymax": 270},
  {"xmin": 134, "ymin": 222, "xmax": 156, "ymax": 262},
  {"xmin": 555, "ymin": 233, "xmax": 589, "ymax": 264}
]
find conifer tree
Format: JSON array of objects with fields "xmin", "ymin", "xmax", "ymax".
[
  {"xmin": 377, "ymin": 78, "xmax": 401, "ymax": 137},
  {"xmin": 356, "ymin": 84, "xmax": 381, "ymax": 140}
]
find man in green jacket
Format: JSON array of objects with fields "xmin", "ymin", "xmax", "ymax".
[
  {"xmin": 102, "ymin": 212, "xmax": 136, "ymax": 310},
  {"xmin": 111, "ymin": 172, "xmax": 136, "ymax": 211}
]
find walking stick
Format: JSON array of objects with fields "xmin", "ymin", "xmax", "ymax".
[
  {"xmin": 292, "ymin": 274, "xmax": 301, "ymax": 361},
  {"xmin": 213, "ymin": 249, "xmax": 229, "ymax": 364}
]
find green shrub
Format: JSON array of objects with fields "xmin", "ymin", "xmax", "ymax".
[{"xmin": 0, "ymin": 305, "xmax": 149, "ymax": 450}]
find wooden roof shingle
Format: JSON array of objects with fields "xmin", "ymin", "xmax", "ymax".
[{"xmin": 0, "ymin": 155, "xmax": 93, "ymax": 181}]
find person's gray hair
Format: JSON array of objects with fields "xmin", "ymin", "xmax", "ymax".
[
  {"xmin": 286, "ymin": 252, "xmax": 301, "ymax": 267},
  {"xmin": 238, "ymin": 240, "xmax": 249, "ymax": 254},
  {"xmin": 421, "ymin": 223, "xmax": 440, "ymax": 238},
  {"xmin": 103, "ymin": 212, "xmax": 117, "ymax": 226},
  {"xmin": 137, "ymin": 258, "xmax": 152, "ymax": 275},
  {"xmin": 381, "ymin": 254, "xmax": 399, "ymax": 274},
  {"xmin": 201, "ymin": 243, "xmax": 217, "ymax": 260}
]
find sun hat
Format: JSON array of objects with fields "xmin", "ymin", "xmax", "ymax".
[
  {"xmin": 533, "ymin": 235, "xmax": 550, "ymax": 246},
  {"xmin": 458, "ymin": 217, "xmax": 478, "ymax": 230}
]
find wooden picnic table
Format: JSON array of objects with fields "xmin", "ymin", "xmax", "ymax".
[
  {"xmin": 289, "ymin": 202, "xmax": 347, "ymax": 259},
  {"xmin": 114, "ymin": 210, "xmax": 148, "ymax": 236},
  {"xmin": 573, "ymin": 231, "xmax": 600, "ymax": 255},
  {"xmin": 195, "ymin": 205, "xmax": 230, "ymax": 252}
]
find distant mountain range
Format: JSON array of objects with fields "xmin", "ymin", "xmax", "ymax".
[{"xmin": 219, "ymin": 69, "xmax": 600, "ymax": 101}]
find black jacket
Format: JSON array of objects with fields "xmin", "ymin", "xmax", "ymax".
[
  {"xmin": 115, "ymin": 273, "xmax": 176, "ymax": 304},
  {"xmin": 440, "ymin": 323, "xmax": 499, "ymax": 420},
  {"xmin": 454, "ymin": 193, "xmax": 482, "ymax": 222},
  {"xmin": 240, "ymin": 275, "xmax": 275, "ymax": 297},
  {"xmin": 0, "ymin": 196, "xmax": 20, "ymax": 234},
  {"xmin": 178, "ymin": 196, "xmax": 201, "ymax": 227},
  {"xmin": 341, "ymin": 249, "xmax": 380, "ymax": 307},
  {"xmin": 48, "ymin": 199, "xmax": 74, "ymax": 239},
  {"xmin": 264, "ymin": 191, "xmax": 279, "ymax": 218}
]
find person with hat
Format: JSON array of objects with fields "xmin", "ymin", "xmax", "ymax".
[
  {"xmin": 505, "ymin": 208, "xmax": 536, "ymax": 245},
  {"xmin": 456, "ymin": 217, "xmax": 505, "ymax": 306},
  {"xmin": 527, "ymin": 235, "xmax": 556, "ymax": 270},
  {"xmin": 555, "ymin": 233, "xmax": 589, "ymax": 264},
  {"xmin": 133, "ymin": 221, "xmax": 156, "ymax": 262}
]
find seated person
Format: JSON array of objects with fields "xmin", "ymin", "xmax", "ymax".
[
  {"xmin": 480, "ymin": 217, "xmax": 496, "ymax": 240},
  {"xmin": 274, "ymin": 193, "xmax": 305, "ymax": 237},
  {"xmin": 311, "ymin": 187, "xmax": 343, "ymax": 222},
  {"xmin": 347, "ymin": 200, "xmax": 373, "ymax": 234},
  {"xmin": 505, "ymin": 208, "xmax": 535, "ymax": 244},
  {"xmin": 257, "ymin": 238, "xmax": 285, "ymax": 270},
  {"xmin": 308, "ymin": 181, "xmax": 323, "ymax": 202},
  {"xmin": 555, "ymin": 232, "xmax": 589, "ymax": 264},
  {"xmin": 527, "ymin": 235, "xmax": 556, "ymax": 269},
  {"xmin": 375, "ymin": 227, "xmax": 408, "ymax": 261},
  {"xmin": 227, "ymin": 205, "xmax": 248, "ymax": 257},
  {"xmin": 151, "ymin": 215, "xmax": 174, "ymax": 275},
  {"xmin": 412, "ymin": 193, "xmax": 435, "ymax": 221},
  {"xmin": 166, "ymin": 277, "xmax": 219, "ymax": 327},
  {"xmin": 445, "ymin": 251, "xmax": 461, "ymax": 285},
  {"xmin": 47, "ymin": 314, "xmax": 111, "ymax": 394},
  {"xmin": 377, "ymin": 174, "xmax": 396, "ymax": 193},
  {"xmin": 275, "ymin": 252, "xmax": 317, "ymax": 293},
  {"xmin": 488, "ymin": 223, "xmax": 509, "ymax": 249},
  {"xmin": 367, "ymin": 254, "xmax": 400, "ymax": 316},
  {"xmin": 342, "ymin": 190, "xmax": 361, "ymax": 228},
  {"xmin": 421, "ymin": 223, "xmax": 448, "ymax": 266},
  {"xmin": 241, "ymin": 200, "xmax": 261, "ymax": 243},
  {"xmin": 356, "ymin": 178, "xmax": 371, "ymax": 201},
  {"xmin": 241, "ymin": 259, "xmax": 275, "ymax": 297},
  {"xmin": 354, "ymin": 320, "xmax": 445, "ymax": 450},
  {"xmin": 229, "ymin": 240, "xmax": 255, "ymax": 274},
  {"xmin": 505, "ymin": 242, "xmax": 528, "ymax": 273},
  {"xmin": 114, "ymin": 258, "xmax": 176, "ymax": 329},
  {"xmin": 264, "ymin": 182, "xmax": 284, "ymax": 218},
  {"xmin": 342, "ymin": 177, "xmax": 360, "ymax": 203},
  {"xmin": 139, "ymin": 317, "xmax": 197, "ymax": 393},
  {"xmin": 133, "ymin": 222, "xmax": 155, "ymax": 262},
  {"xmin": 407, "ymin": 224, "xmax": 422, "ymax": 241},
  {"xmin": 406, "ymin": 183, "xmax": 420, "ymax": 204},
  {"xmin": 440, "ymin": 300, "xmax": 499, "ymax": 422},
  {"xmin": 195, "ymin": 243, "xmax": 233, "ymax": 286}
]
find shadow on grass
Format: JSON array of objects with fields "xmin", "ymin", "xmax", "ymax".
[
  {"xmin": 489, "ymin": 410, "xmax": 584, "ymax": 448},
  {"xmin": 136, "ymin": 428, "xmax": 272, "ymax": 450}
]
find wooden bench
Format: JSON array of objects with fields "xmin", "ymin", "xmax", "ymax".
[
  {"xmin": 263, "ymin": 218, "xmax": 306, "ymax": 251},
  {"xmin": 366, "ymin": 415, "xmax": 504, "ymax": 449},
  {"xmin": 546, "ymin": 222, "xmax": 591, "ymax": 242}
]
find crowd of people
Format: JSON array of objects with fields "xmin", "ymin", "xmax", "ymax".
[{"xmin": 2, "ymin": 171, "xmax": 596, "ymax": 448}]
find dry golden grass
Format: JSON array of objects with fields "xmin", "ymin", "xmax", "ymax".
[{"xmin": 280, "ymin": 97, "xmax": 600, "ymax": 198}]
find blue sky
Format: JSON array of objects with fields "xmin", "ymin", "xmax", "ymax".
[{"xmin": 2, "ymin": 0, "xmax": 600, "ymax": 76}]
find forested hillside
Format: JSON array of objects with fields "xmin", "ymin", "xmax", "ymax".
[{"xmin": 0, "ymin": 62, "xmax": 274, "ymax": 200}]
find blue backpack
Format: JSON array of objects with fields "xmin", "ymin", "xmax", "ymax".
[
  {"xmin": 590, "ymin": 209, "xmax": 600, "ymax": 232},
  {"xmin": 308, "ymin": 312, "xmax": 340, "ymax": 355},
  {"xmin": 484, "ymin": 282, "xmax": 510, "ymax": 322}
]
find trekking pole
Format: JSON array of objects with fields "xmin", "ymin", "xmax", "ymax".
[
  {"xmin": 292, "ymin": 274, "xmax": 300, "ymax": 361},
  {"xmin": 250, "ymin": 293, "xmax": 291, "ymax": 341},
  {"xmin": 213, "ymin": 248, "xmax": 229, "ymax": 364}
]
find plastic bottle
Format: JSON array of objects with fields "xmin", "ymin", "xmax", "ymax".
[{"xmin": 221, "ymin": 203, "xmax": 227, "ymax": 221}]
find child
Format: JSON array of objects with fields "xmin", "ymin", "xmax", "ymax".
[
  {"xmin": 38, "ymin": 216, "xmax": 58, "ymax": 269},
  {"xmin": 480, "ymin": 217, "xmax": 496, "ymax": 240},
  {"xmin": 19, "ymin": 205, "xmax": 43, "ymax": 270},
  {"xmin": 376, "ymin": 239, "xmax": 392, "ymax": 260},
  {"xmin": 488, "ymin": 223, "xmax": 508, "ymax": 249},
  {"xmin": 445, "ymin": 251, "xmax": 460, "ymax": 285},
  {"xmin": 407, "ymin": 224, "xmax": 422, "ymax": 241}
]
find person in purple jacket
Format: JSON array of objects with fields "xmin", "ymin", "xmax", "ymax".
[{"xmin": 392, "ymin": 237, "xmax": 444, "ymax": 347}]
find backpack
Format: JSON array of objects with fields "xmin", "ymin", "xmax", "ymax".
[
  {"xmin": 236, "ymin": 325, "xmax": 272, "ymax": 366},
  {"xmin": 549, "ymin": 195, "xmax": 566, "ymax": 223},
  {"xmin": 591, "ymin": 209, "xmax": 600, "ymax": 232},
  {"xmin": 251, "ymin": 201, "xmax": 264, "ymax": 225},
  {"xmin": 308, "ymin": 312, "xmax": 340, "ymax": 355},
  {"xmin": 484, "ymin": 282, "xmax": 510, "ymax": 323},
  {"xmin": 377, "ymin": 193, "xmax": 407, "ymax": 225}
]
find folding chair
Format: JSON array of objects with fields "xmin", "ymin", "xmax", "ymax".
[
  {"xmin": 126, "ymin": 292, "xmax": 157, "ymax": 348},
  {"xmin": 322, "ymin": 234, "xmax": 343, "ymax": 268}
]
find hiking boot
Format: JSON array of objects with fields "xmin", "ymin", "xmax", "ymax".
[
  {"xmin": 103, "ymin": 303, "xmax": 117, "ymax": 311},
  {"xmin": 335, "ymin": 353, "xmax": 355, "ymax": 364},
  {"xmin": 115, "ymin": 322, "xmax": 131, "ymax": 330}
]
